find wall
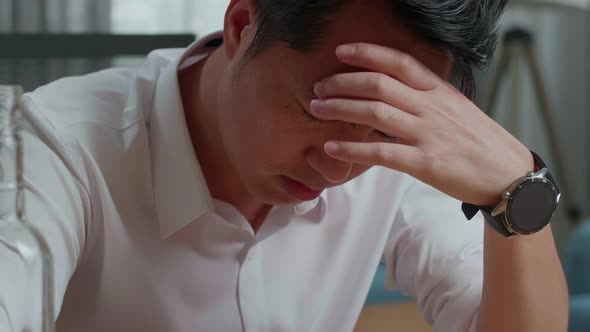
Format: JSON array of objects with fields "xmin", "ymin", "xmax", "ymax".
[
  {"xmin": 475, "ymin": 4, "xmax": 589, "ymax": 251},
  {"xmin": 111, "ymin": 0, "xmax": 229, "ymax": 35}
]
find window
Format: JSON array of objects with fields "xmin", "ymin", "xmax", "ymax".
[{"xmin": 111, "ymin": 0, "xmax": 230, "ymax": 36}]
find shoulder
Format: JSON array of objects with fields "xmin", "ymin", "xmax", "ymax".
[
  {"xmin": 24, "ymin": 49, "xmax": 181, "ymax": 131},
  {"xmin": 20, "ymin": 48, "xmax": 184, "ymax": 178}
]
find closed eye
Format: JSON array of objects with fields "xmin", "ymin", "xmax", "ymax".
[{"xmin": 298, "ymin": 104, "xmax": 332, "ymax": 126}]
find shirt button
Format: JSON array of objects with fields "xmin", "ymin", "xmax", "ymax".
[{"xmin": 294, "ymin": 206, "xmax": 306, "ymax": 215}]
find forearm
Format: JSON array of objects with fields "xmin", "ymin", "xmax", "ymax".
[{"xmin": 476, "ymin": 224, "xmax": 569, "ymax": 332}]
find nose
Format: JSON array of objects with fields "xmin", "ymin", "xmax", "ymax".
[
  {"xmin": 306, "ymin": 123, "xmax": 376, "ymax": 184},
  {"xmin": 305, "ymin": 146, "xmax": 352, "ymax": 184}
]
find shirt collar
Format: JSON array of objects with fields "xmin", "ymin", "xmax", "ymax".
[
  {"xmin": 293, "ymin": 195, "xmax": 326, "ymax": 217},
  {"xmin": 149, "ymin": 32, "xmax": 222, "ymax": 239}
]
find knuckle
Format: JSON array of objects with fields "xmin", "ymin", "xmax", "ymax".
[
  {"xmin": 369, "ymin": 74, "xmax": 389, "ymax": 96},
  {"xmin": 331, "ymin": 74, "xmax": 346, "ymax": 88},
  {"xmin": 355, "ymin": 43, "xmax": 371, "ymax": 58},
  {"xmin": 331, "ymin": 99, "xmax": 345, "ymax": 112},
  {"xmin": 418, "ymin": 152, "xmax": 437, "ymax": 177},
  {"xmin": 421, "ymin": 150, "xmax": 448, "ymax": 177},
  {"xmin": 422, "ymin": 152, "xmax": 437, "ymax": 169},
  {"xmin": 397, "ymin": 53, "xmax": 415, "ymax": 69},
  {"xmin": 347, "ymin": 145, "xmax": 362, "ymax": 159},
  {"xmin": 395, "ymin": 53, "xmax": 420, "ymax": 77},
  {"xmin": 374, "ymin": 144, "xmax": 391, "ymax": 161},
  {"xmin": 370, "ymin": 102, "xmax": 393, "ymax": 123},
  {"xmin": 397, "ymin": 53, "xmax": 422, "ymax": 72}
]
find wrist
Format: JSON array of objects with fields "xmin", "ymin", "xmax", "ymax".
[
  {"xmin": 462, "ymin": 150, "xmax": 560, "ymax": 238},
  {"xmin": 484, "ymin": 150, "xmax": 536, "ymax": 207}
]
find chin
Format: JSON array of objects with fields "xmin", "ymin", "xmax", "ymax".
[
  {"xmin": 248, "ymin": 179, "xmax": 301, "ymax": 206},
  {"xmin": 259, "ymin": 189, "xmax": 301, "ymax": 206}
]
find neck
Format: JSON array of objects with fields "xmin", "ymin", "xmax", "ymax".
[{"xmin": 179, "ymin": 49, "xmax": 270, "ymax": 229}]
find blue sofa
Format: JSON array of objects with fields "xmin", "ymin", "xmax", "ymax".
[
  {"xmin": 366, "ymin": 220, "xmax": 590, "ymax": 332},
  {"xmin": 564, "ymin": 220, "xmax": 590, "ymax": 332},
  {"xmin": 365, "ymin": 263, "xmax": 411, "ymax": 305}
]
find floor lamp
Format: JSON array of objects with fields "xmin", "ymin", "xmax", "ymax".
[{"xmin": 485, "ymin": 0, "xmax": 589, "ymax": 225}]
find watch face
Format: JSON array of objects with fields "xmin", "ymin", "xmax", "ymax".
[{"xmin": 506, "ymin": 178, "xmax": 558, "ymax": 234}]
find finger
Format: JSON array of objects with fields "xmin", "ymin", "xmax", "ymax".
[
  {"xmin": 335, "ymin": 43, "xmax": 439, "ymax": 91},
  {"xmin": 324, "ymin": 141, "xmax": 422, "ymax": 174},
  {"xmin": 310, "ymin": 98, "xmax": 421, "ymax": 141},
  {"xmin": 314, "ymin": 72, "xmax": 422, "ymax": 115}
]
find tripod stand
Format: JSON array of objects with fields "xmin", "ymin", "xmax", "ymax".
[{"xmin": 485, "ymin": 28, "xmax": 581, "ymax": 224}]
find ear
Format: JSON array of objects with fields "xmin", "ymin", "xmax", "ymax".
[{"xmin": 223, "ymin": 0, "xmax": 257, "ymax": 60}]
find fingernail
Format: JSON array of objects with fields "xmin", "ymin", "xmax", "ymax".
[
  {"xmin": 336, "ymin": 45, "xmax": 356, "ymax": 57},
  {"xmin": 310, "ymin": 99, "xmax": 328, "ymax": 110},
  {"xmin": 324, "ymin": 142, "xmax": 341, "ymax": 154}
]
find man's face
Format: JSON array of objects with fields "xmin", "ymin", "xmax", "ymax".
[{"xmin": 217, "ymin": 0, "xmax": 453, "ymax": 205}]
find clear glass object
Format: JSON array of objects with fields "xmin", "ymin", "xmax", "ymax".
[{"xmin": 0, "ymin": 85, "xmax": 55, "ymax": 332}]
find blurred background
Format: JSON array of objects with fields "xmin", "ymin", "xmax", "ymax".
[{"xmin": 0, "ymin": 0, "xmax": 588, "ymax": 331}]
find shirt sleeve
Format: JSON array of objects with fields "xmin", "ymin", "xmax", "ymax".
[
  {"xmin": 383, "ymin": 177, "xmax": 485, "ymax": 332},
  {"xmin": 0, "ymin": 100, "xmax": 90, "ymax": 331}
]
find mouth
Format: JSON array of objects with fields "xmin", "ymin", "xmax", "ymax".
[{"xmin": 281, "ymin": 176, "xmax": 324, "ymax": 201}]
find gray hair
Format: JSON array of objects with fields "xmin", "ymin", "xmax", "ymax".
[{"xmin": 246, "ymin": 0, "xmax": 509, "ymax": 98}]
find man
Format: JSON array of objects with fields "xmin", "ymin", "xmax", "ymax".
[{"xmin": 1, "ymin": 0, "xmax": 569, "ymax": 331}]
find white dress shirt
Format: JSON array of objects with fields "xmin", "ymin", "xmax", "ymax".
[{"xmin": 0, "ymin": 32, "xmax": 485, "ymax": 332}]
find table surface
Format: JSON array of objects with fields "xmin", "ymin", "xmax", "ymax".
[{"xmin": 355, "ymin": 303, "xmax": 432, "ymax": 332}]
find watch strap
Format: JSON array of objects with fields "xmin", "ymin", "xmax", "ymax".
[
  {"xmin": 480, "ymin": 208, "xmax": 515, "ymax": 237},
  {"xmin": 461, "ymin": 150, "xmax": 556, "ymax": 237},
  {"xmin": 461, "ymin": 203, "xmax": 514, "ymax": 237}
]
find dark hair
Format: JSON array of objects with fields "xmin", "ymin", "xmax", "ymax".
[{"xmin": 246, "ymin": 0, "xmax": 508, "ymax": 99}]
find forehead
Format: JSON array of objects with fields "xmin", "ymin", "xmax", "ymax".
[{"xmin": 288, "ymin": 1, "xmax": 454, "ymax": 82}]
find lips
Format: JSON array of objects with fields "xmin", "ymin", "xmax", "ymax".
[{"xmin": 281, "ymin": 176, "xmax": 324, "ymax": 201}]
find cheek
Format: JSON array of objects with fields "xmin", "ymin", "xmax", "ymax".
[
  {"xmin": 224, "ymin": 69, "xmax": 322, "ymax": 169},
  {"xmin": 225, "ymin": 102, "xmax": 309, "ymax": 166}
]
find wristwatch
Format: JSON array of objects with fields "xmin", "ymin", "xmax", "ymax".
[{"xmin": 462, "ymin": 151, "xmax": 561, "ymax": 237}]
